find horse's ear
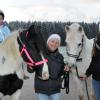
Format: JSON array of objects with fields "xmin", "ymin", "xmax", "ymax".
[
  {"xmin": 65, "ymin": 25, "xmax": 70, "ymax": 32},
  {"xmin": 78, "ymin": 26, "xmax": 82, "ymax": 32},
  {"xmin": 28, "ymin": 25, "xmax": 36, "ymax": 34},
  {"xmin": 26, "ymin": 25, "xmax": 37, "ymax": 41}
]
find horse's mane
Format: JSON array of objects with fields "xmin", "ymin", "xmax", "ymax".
[
  {"xmin": 33, "ymin": 25, "xmax": 48, "ymax": 54},
  {"xmin": 0, "ymin": 30, "xmax": 21, "ymax": 61},
  {"xmin": 1, "ymin": 30, "xmax": 19, "ymax": 46},
  {"xmin": 37, "ymin": 33, "xmax": 48, "ymax": 54}
]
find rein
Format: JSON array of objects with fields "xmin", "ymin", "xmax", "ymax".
[
  {"xmin": 17, "ymin": 32, "xmax": 48, "ymax": 67},
  {"xmin": 75, "ymin": 65, "xmax": 90, "ymax": 100}
]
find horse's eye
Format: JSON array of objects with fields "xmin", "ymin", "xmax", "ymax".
[{"xmin": 78, "ymin": 43, "xmax": 82, "ymax": 47}]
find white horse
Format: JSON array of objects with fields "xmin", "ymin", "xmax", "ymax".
[
  {"xmin": 0, "ymin": 25, "xmax": 49, "ymax": 100},
  {"xmin": 65, "ymin": 23, "xmax": 95, "ymax": 100}
]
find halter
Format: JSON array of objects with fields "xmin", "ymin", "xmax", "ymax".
[
  {"xmin": 17, "ymin": 31, "xmax": 48, "ymax": 68},
  {"xmin": 66, "ymin": 36, "xmax": 84, "ymax": 62}
]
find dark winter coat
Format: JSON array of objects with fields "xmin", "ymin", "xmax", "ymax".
[
  {"xmin": 28, "ymin": 50, "xmax": 65, "ymax": 95},
  {"xmin": 86, "ymin": 47, "xmax": 100, "ymax": 81}
]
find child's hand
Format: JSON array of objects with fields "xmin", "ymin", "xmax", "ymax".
[
  {"xmin": 80, "ymin": 74, "xmax": 87, "ymax": 80},
  {"xmin": 64, "ymin": 65, "xmax": 70, "ymax": 72}
]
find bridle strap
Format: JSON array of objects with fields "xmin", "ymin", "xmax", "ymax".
[
  {"xmin": 20, "ymin": 45, "xmax": 34, "ymax": 66},
  {"xmin": 35, "ymin": 59, "xmax": 48, "ymax": 66}
]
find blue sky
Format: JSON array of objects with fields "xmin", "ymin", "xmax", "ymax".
[{"xmin": 0, "ymin": 0, "xmax": 100, "ymax": 22}]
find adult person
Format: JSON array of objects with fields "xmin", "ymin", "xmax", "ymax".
[
  {"xmin": 28, "ymin": 34, "xmax": 69, "ymax": 100},
  {"xmin": 80, "ymin": 34, "xmax": 100, "ymax": 100}
]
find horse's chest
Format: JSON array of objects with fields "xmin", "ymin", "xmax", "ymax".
[
  {"xmin": 0, "ymin": 54, "xmax": 22, "ymax": 75},
  {"xmin": 76, "ymin": 57, "xmax": 92, "ymax": 75},
  {"xmin": 0, "ymin": 74, "xmax": 23, "ymax": 96}
]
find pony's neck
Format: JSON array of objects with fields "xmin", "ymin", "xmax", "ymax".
[{"xmin": 80, "ymin": 35, "xmax": 93, "ymax": 59}]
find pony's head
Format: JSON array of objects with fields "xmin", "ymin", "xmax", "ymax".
[
  {"xmin": 18, "ymin": 25, "xmax": 49, "ymax": 80},
  {"xmin": 18, "ymin": 25, "xmax": 47, "ymax": 65},
  {"xmin": 65, "ymin": 23, "xmax": 84, "ymax": 67}
]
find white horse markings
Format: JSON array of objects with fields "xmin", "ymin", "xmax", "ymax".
[{"xmin": 65, "ymin": 23, "xmax": 95, "ymax": 100}]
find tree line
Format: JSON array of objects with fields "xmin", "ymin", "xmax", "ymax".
[{"xmin": 8, "ymin": 21, "xmax": 100, "ymax": 46}]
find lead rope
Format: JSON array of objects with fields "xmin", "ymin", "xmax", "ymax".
[
  {"xmin": 75, "ymin": 66, "xmax": 90, "ymax": 100},
  {"xmin": 62, "ymin": 71, "xmax": 69, "ymax": 94}
]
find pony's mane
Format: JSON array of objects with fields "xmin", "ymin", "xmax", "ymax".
[
  {"xmin": 0, "ymin": 30, "xmax": 21, "ymax": 61},
  {"xmin": 36, "ymin": 32, "xmax": 48, "ymax": 54},
  {"xmin": 3, "ymin": 28, "xmax": 25, "ymax": 45},
  {"xmin": 2, "ymin": 30, "xmax": 19, "ymax": 45}
]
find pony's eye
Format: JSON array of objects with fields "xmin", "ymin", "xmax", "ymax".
[{"xmin": 78, "ymin": 43, "xmax": 82, "ymax": 47}]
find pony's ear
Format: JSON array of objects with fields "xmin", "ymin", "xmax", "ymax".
[
  {"xmin": 78, "ymin": 26, "xmax": 82, "ymax": 32},
  {"xmin": 27, "ymin": 25, "xmax": 37, "ymax": 40},
  {"xmin": 65, "ymin": 25, "xmax": 70, "ymax": 33},
  {"xmin": 28, "ymin": 25, "xmax": 36, "ymax": 35}
]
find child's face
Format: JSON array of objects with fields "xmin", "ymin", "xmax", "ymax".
[
  {"xmin": 0, "ymin": 15, "xmax": 4, "ymax": 25},
  {"xmin": 47, "ymin": 39, "xmax": 60, "ymax": 51}
]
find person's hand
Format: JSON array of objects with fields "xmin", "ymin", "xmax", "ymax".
[
  {"xmin": 80, "ymin": 74, "xmax": 87, "ymax": 80},
  {"xmin": 64, "ymin": 65, "xmax": 70, "ymax": 72}
]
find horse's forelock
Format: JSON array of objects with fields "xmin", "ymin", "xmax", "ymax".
[
  {"xmin": 27, "ymin": 25, "xmax": 37, "ymax": 39},
  {"xmin": 66, "ymin": 23, "xmax": 85, "ymax": 48},
  {"xmin": 65, "ymin": 25, "xmax": 70, "ymax": 32}
]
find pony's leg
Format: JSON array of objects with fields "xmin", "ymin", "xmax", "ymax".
[
  {"xmin": 16, "ymin": 64, "xmax": 24, "ymax": 79},
  {"xmin": 22, "ymin": 62, "xmax": 29, "ymax": 79},
  {"xmin": 11, "ymin": 63, "xmax": 24, "ymax": 100},
  {"xmin": 72, "ymin": 68, "xmax": 84, "ymax": 100},
  {"xmin": 11, "ymin": 90, "xmax": 21, "ymax": 100},
  {"xmin": 86, "ymin": 77, "xmax": 96, "ymax": 100}
]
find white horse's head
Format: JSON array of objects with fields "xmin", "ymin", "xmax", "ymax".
[{"xmin": 65, "ymin": 23, "xmax": 85, "ymax": 67}]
